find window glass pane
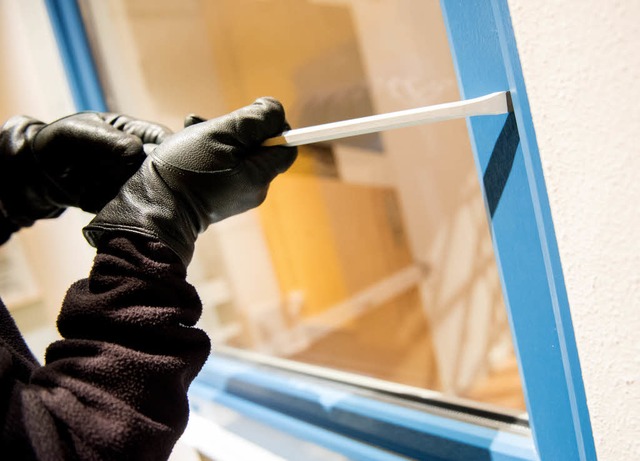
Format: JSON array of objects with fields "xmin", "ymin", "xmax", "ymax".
[{"xmin": 80, "ymin": 0, "xmax": 525, "ymax": 414}]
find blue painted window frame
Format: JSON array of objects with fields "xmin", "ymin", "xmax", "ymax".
[
  {"xmin": 45, "ymin": 0, "xmax": 596, "ymax": 459},
  {"xmin": 44, "ymin": 0, "xmax": 106, "ymax": 111},
  {"xmin": 439, "ymin": 2, "xmax": 596, "ymax": 460}
]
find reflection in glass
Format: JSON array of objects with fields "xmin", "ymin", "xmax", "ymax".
[{"xmin": 80, "ymin": 0, "xmax": 525, "ymax": 413}]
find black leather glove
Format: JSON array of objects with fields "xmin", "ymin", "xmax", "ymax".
[
  {"xmin": 83, "ymin": 97, "xmax": 297, "ymax": 266},
  {"xmin": 0, "ymin": 112, "xmax": 172, "ymax": 234}
]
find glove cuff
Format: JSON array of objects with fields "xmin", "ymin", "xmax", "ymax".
[{"xmin": 83, "ymin": 160, "xmax": 198, "ymax": 267}]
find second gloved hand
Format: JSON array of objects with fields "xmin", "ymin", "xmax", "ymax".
[
  {"xmin": 83, "ymin": 97, "xmax": 297, "ymax": 266},
  {"xmin": 0, "ymin": 112, "xmax": 172, "ymax": 232}
]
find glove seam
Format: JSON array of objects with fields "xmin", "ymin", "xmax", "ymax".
[{"xmin": 150, "ymin": 152, "xmax": 243, "ymax": 177}]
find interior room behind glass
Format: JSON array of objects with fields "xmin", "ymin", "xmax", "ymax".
[{"xmin": 79, "ymin": 0, "xmax": 526, "ymax": 413}]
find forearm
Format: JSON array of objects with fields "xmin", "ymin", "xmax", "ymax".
[{"xmin": 4, "ymin": 234, "xmax": 211, "ymax": 460}]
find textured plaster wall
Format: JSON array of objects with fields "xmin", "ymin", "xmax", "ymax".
[{"xmin": 507, "ymin": 1, "xmax": 640, "ymax": 458}]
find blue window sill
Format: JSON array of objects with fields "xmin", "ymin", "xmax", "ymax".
[{"xmin": 190, "ymin": 352, "xmax": 537, "ymax": 461}]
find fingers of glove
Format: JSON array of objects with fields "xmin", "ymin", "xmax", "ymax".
[
  {"xmin": 198, "ymin": 97, "xmax": 286, "ymax": 149},
  {"xmin": 101, "ymin": 113, "xmax": 173, "ymax": 144},
  {"xmin": 154, "ymin": 98, "xmax": 289, "ymax": 173},
  {"xmin": 246, "ymin": 145, "xmax": 298, "ymax": 182},
  {"xmin": 33, "ymin": 113, "xmax": 143, "ymax": 168},
  {"xmin": 32, "ymin": 114, "xmax": 146, "ymax": 209},
  {"xmin": 126, "ymin": 119, "xmax": 172, "ymax": 144}
]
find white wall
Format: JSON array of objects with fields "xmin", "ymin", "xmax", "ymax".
[
  {"xmin": 507, "ymin": 1, "xmax": 640, "ymax": 459},
  {"xmin": 0, "ymin": 0, "xmax": 72, "ymax": 122}
]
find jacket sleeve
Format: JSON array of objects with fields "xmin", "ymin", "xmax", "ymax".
[{"xmin": 2, "ymin": 234, "xmax": 211, "ymax": 461}]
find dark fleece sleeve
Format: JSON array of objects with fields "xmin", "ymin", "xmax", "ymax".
[{"xmin": 2, "ymin": 234, "xmax": 211, "ymax": 460}]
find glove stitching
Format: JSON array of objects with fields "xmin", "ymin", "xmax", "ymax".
[{"xmin": 150, "ymin": 155, "xmax": 244, "ymax": 179}]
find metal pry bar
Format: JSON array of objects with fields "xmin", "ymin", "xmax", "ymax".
[{"xmin": 263, "ymin": 91, "xmax": 512, "ymax": 147}]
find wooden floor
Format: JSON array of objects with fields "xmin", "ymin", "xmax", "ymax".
[
  {"xmin": 464, "ymin": 357, "xmax": 526, "ymax": 411},
  {"xmin": 289, "ymin": 287, "xmax": 441, "ymax": 391},
  {"xmin": 288, "ymin": 287, "xmax": 526, "ymax": 412}
]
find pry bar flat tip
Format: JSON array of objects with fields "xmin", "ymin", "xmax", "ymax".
[{"xmin": 263, "ymin": 91, "xmax": 512, "ymax": 148}]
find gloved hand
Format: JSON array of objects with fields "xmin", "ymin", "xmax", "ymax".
[
  {"xmin": 0, "ymin": 112, "xmax": 172, "ymax": 231},
  {"xmin": 83, "ymin": 97, "xmax": 297, "ymax": 266}
]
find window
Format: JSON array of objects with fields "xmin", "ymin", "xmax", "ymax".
[{"xmin": 46, "ymin": 0, "xmax": 596, "ymax": 459}]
